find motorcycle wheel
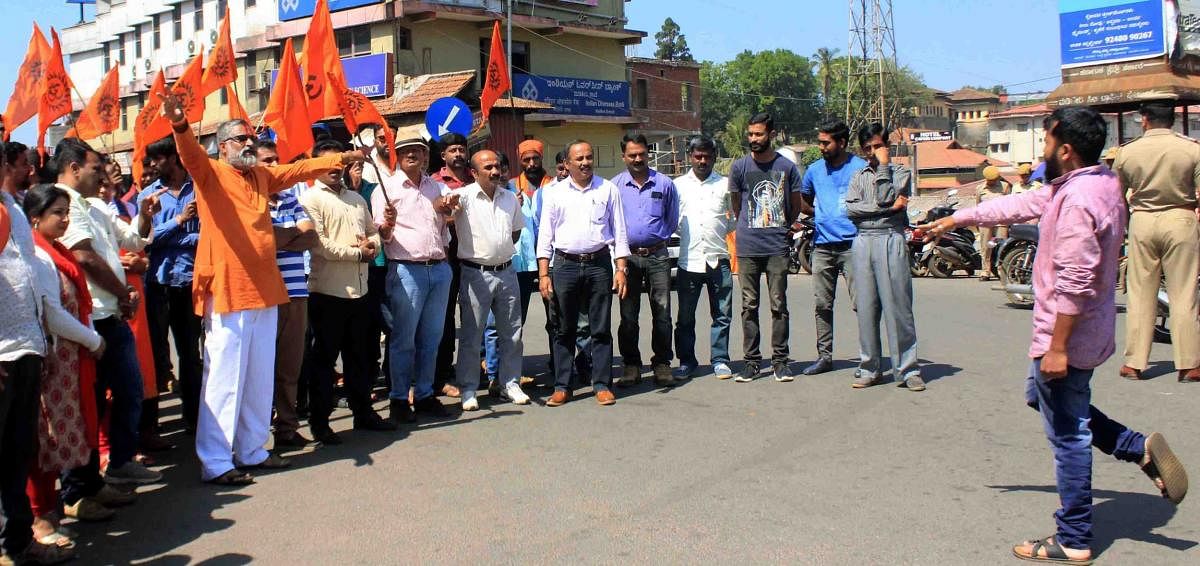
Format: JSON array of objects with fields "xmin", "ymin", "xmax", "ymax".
[
  {"xmin": 1000, "ymin": 245, "xmax": 1035, "ymax": 306},
  {"xmin": 927, "ymin": 251, "xmax": 955, "ymax": 278},
  {"xmin": 797, "ymin": 238, "xmax": 813, "ymax": 274},
  {"xmin": 909, "ymin": 248, "xmax": 928, "ymax": 277},
  {"xmin": 1154, "ymin": 302, "xmax": 1171, "ymax": 344}
]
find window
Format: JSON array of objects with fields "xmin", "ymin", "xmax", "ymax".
[
  {"xmin": 135, "ymin": 25, "xmax": 143, "ymax": 59},
  {"xmin": 396, "ymin": 26, "xmax": 412, "ymax": 50},
  {"xmin": 336, "ymin": 26, "xmax": 372, "ymax": 57},
  {"xmin": 634, "ymin": 78, "xmax": 648, "ymax": 109},
  {"xmin": 217, "ymin": 0, "xmax": 227, "ymax": 17},
  {"xmin": 194, "ymin": 0, "xmax": 204, "ymax": 31},
  {"xmin": 479, "ymin": 38, "xmax": 529, "ymax": 75},
  {"xmin": 173, "ymin": 6, "xmax": 182, "ymax": 40},
  {"xmin": 246, "ymin": 0, "xmax": 256, "ymax": 7},
  {"xmin": 103, "ymin": 43, "xmax": 111, "ymax": 72},
  {"xmin": 681, "ymin": 83, "xmax": 693, "ymax": 111},
  {"xmin": 153, "ymin": 16, "xmax": 161, "ymax": 49},
  {"xmin": 1017, "ymin": 122, "xmax": 1029, "ymax": 132},
  {"xmin": 120, "ymin": 100, "xmax": 128, "ymax": 131},
  {"xmin": 117, "ymin": 36, "xmax": 126, "ymax": 66},
  {"xmin": 219, "ymin": 87, "xmax": 228, "ymax": 105}
]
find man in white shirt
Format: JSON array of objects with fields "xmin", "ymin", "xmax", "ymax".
[
  {"xmin": 452, "ymin": 150, "xmax": 532, "ymax": 410},
  {"xmin": 673, "ymin": 136, "xmax": 735, "ymax": 380},
  {"xmin": 54, "ymin": 138, "xmax": 161, "ymax": 521}
]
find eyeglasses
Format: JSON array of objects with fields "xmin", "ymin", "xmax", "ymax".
[{"xmin": 222, "ymin": 134, "xmax": 255, "ymax": 144}]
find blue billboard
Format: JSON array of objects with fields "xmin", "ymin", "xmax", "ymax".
[
  {"xmin": 271, "ymin": 53, "xmax": 392, "ymax": 98},
  {"xmin": 278, "ymin": 0, "xmax": 383, "ymax": 22},
  {"xmin": 513, "ymin": 74, "xmax": 629, "ymax": 117},
  {"xmin": 1059, "ymin": 0, "xmax": 1166, "ymax": 67}
]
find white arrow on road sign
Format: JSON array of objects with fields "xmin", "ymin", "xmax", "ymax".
[{"xmin": 437, "ymin": 104, "xmax": 461, "ymax": 138}]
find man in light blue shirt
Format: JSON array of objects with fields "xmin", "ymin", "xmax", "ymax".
[{"xmin": 799, "ymin": 120, "xmax": 867, "ymax": 375}]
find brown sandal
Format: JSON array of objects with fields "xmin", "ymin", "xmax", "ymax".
[
  {"xmin": 1012, "ymin": 536, "xmax": 1092, "ymax": 564},
  {"xmin": 207, "ymin": 469, "xmax": 254, "ymax": 486},
  {"xmin": 1143, "ymin": 432, "xmax": 1188, "ymax": 504}
]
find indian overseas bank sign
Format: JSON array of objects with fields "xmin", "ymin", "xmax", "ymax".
[
  {"xmin": 1058, "ymin": 0, "xmax": 1166, "ymax": 67},
  {"xmin": 515, "ymin": 74, "xmax": 630, "ymax": 117},
  {"xmin": 271, "ymin": 53, "xmax": 392, "ymax": 98},
  {"xmin": 279, "ymin": 0, "xmax": 382, "ymax": 22}
]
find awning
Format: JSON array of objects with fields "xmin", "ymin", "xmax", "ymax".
[{"xmin": 1046, "ymin": 56, "xmax": 1200, "ymax": 111}]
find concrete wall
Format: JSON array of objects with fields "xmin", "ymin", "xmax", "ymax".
[{"xmin": 526, "ymin": 122, "xmax": 627, "ymax": 179}]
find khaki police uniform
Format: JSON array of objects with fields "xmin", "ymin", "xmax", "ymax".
[
  {"xmin": 975, "ymin": 179, "xmax": 1011, "ymax": 275},
  {"xmin": 1114, "ymin": 128, "xmax": 1200, "ymax": 371}
]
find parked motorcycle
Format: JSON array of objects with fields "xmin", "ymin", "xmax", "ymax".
[
  {"xmin": 788, "ymin": 216, "xmax": 815, "ymax": 274},
  {"xmin": 913, "ymin": 190, "xmax": 982, "ymax": 278},
  {"xmin": 1152, "ymin": 276, "xmax": 1199, "ymax": 343},
  {"xmin": 905, "ymin": 214, "xmax": 929, "ymax": 277},
  {"xmin": 993, "ymin": 223, "xmax": 1038, "ymax": 306}
]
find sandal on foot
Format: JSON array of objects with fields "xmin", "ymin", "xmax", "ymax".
[
  {"xmin": 1143, "ymin": 432, "xmax": 1188, "ymax": 504},
  {"xmin": 206, "ymin": 469, "xmax": 254, "ymax": 486},
  {"xmin": 1012, "ymin": 536, "xmax": 1093, "ymax": 565},
  {"xmin": 240, "ymin": 453, "xmax": 291, "ymax": 470}
]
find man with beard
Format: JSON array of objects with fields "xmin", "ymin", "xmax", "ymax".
[
  {"xmin": 434, "ymin": 133, "xmax": 474, "ymax": 399},
  {"xmin": 374, "ymin": 126, "xmax": 460, "ymax": 423},
  {"xmin": 159, "ymin": 93, "xmax": 365, "ymax": 484},
  {"xmin": 921, "ymin": 106, "xmax": 1189, "ymax": 564},
  {"xmin": 452, "ymin": 150, "xmax": 531, "ymax": 410},
  {"xmin": 674, "ymin": 136, "xmax": 735, "ymax": 380},
  {"xmin": 729, "ymin": 113, "xmax": 804, "ymax": 383},
  {"xmin": 537, "ymin": 140, "xmax": 630, "ymax": 407},
  {"xmin": 2, "ymin": 141, "xmax": 32, "ymax": 204},
  {"xmin": 798, "ymin": 120, "xmax": 865, "ymax": 376},
  {"xmin": 611, "ymin": 133, "xmax": 679, "ymax": 387},
  {"xmin": 137, "ymin": 137, "xmax": 203, "ymax": 433}
]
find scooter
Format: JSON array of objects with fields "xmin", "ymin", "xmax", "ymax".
[
  {"xmin": 1152, "ymin": 276, "xmax": 1200, "ymax": 343},
  {"xmin": 993, "ymin": 223, "xmax": 1038, "ymax": 306},
  {"xmin": 905, "ymin": 209, "xmax": 929, "ymax": 277},
  {"xmin": 788, "ymin": 216, "xmax": 815, "ymax": 274},
  {"xmin": 914, "ymin": 190, "xmax": 982, "ymax": 278}
]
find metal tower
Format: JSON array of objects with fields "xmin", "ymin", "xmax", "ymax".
[{"xmin": 845, "ymin": 0, "xmax": 900, "ymax": 133}]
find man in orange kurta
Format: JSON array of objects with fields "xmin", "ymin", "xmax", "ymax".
[{"xmin": 161, "ymin": 93, "xmax": 364, "ymax": 484}]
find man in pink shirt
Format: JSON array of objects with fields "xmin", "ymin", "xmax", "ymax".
[{"xmin": 922, "ymin": 107, "xmax": 1189, "ymax": 564}]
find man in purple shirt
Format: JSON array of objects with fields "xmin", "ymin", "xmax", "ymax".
[
  {"xmin": 610, "ymin": 134, "xmax": 680, "ymax": 388},
  {"xmin": 537, "ymin": 140, "xmax": 630, "ymax": 407},
  {"xmin": 922, "ymin": 107, "xmax": 1188, "ymax": 564}
]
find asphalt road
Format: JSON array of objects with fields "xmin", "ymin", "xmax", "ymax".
[{"xmin": 72, "ymin": 274, "xmax": 1199, "ymax": 565}]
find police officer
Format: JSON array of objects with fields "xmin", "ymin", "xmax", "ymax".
[{"xmin": 1115, "ymin": 101, "xmax": 1200, "ymax": 382}]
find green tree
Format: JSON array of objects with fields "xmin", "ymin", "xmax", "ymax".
[
  {"xmin": 962, "ymin": 84, "xmax": 1008, "ymax": 95},
  {"xmin": 699, "ymin": 49, "xmax": 822, "ymax": 154},
  {"xmin": 823, "ymin": 56, "xmax": 932, "ymax": 128},
  {"xmin": 799, "ymin": 146, "xmax": 822, "ymax": 166},
  {"xmin": 813, "ymin": 47, "xmax": 840, "ymax": 110},
  {"xmin": 654, "ymin": 18, "xmax": 694, "ymax": 62},
  {"xmin": 715, "ymin": 112, "xmax": 749, "ymax": 158}
]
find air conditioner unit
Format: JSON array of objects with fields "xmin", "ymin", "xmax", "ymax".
[
  {"xmin": 187, "ymin": 40, "xmax": 196, "ymax": 55},
  {"xmin": 259, "ymin": 70, "xmax": 274, "ymax": 92},
  {"xmin": 143, "ymin": 58, "xmax": 152, "ymax": 72},
  {"xmin": 246, "ymin": 72, "xmax": 258, "ymax": 92},
  {"xmin": 209, "ymin": 29, "xmax": 218, "ymax": 44}
]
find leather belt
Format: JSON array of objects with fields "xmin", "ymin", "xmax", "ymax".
[
  {"xmin": 460, "ymin": 259, "xmax": 511, "ymax": 272},
  {"xmin": 388, "ymin": 258, "xmax": 445, "ymax": 266},
  {"xmin": 555, "ymin": 249, "xmax": 610, "ymax": 263},
  {"xmin": 630, "ymin": 241, "xmax": 667, "ymax": 256}
]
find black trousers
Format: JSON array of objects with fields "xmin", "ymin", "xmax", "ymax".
[
  {"xmin": 366, "ymin": 264, "xmax": 390, "ymax": 381},
  {"xmin": 618, "ymin": 250, "xmax": 673, "ymax": 367},
  {"xmin": 306, "ymin": 293, "xmax": 375, "ymax": 427},
  {"xmin": 145, "ymin": 281, "xmax": 203, "ymax": 427},
  {"xmin": 0, "ymin": 355, "xmax": 41, "ymax": 556},
  {"xmin": 738, "ymin": 255, "xmax": 791, "ymax": 364},
  {"xmin": 550, "ymin": 256, "xmax": 613, "ymax": 391}
]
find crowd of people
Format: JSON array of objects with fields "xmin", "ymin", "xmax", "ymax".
[{"xmin": 0, "ymin": 92, "xmax": 1194, "ymax": 564}]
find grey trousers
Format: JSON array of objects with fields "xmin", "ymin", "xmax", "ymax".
[
  {"xmin": 456, "ymin": 266, "xmax": 523, "ymax": 392},
  {"xmin": 851, "ymin": 229, "xmax": 920, "ymax": 380},
  {"xmin": 811, "ymin": 241, "xmax": 856, "ymax": 360}
]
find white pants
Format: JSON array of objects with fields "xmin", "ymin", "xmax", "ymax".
[{"xmin": 196, "ymin": 298, "xmax": 279, "ymax": 480}]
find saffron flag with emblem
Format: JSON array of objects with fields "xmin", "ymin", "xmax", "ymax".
[
  {"xmin": 132, "ymin": 70, "xmax": 170, "ymax": 184},
  {"xmin": 201, "ymin": 6, "xmax": 236, "ymax": 97},
  {"xmin": 300, "ymin": 0, "xmax": 345, "ymax": 122},
  {"xmin": 36, "ymin": 28, "xmax": 74, "ymax": 157},
  {"xmin": 264, "ymin": 38, "xmax": 313, "ymax": 164},
  {"xmin": 328, "ymin": 71, "xmax": 395, "ymax": 172},
  {"xmin": 479, "ymin": 20, "xmax": 510, "ymax": 126},
  {"xmin": 3, "ymin": 24, "xmax": 51, "ymax": 140},
  {"xmin": 72, "ymin": 66, "xmax": 120, "ymax": 141},
  {"xmin": 172, "ymin": 53, "xmax": 206, "ymax": 124},
  {"xmin": 226, "ymin": 84, "xmax": 250, "ymax": 123}
]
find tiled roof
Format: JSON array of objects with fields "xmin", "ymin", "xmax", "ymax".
[
  {"xmin": 948, "ymin": 87, "xmax": 1001, "ymax": 102},
  {"xmin": 376, "ymin": 71, "xmax": 477, "ymax": 116},
  {"xmin": 911, "ymin": 140, "xmax": 1009, "ymax": 169},
  {"xmin": 990, "ymin": 103, "xmax": 1050, "ymax": 119}
]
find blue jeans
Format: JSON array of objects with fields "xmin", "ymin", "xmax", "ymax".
[
  {"xmin": 1024, "ymin": 360, "xmax": 1147, "ymax": 550},
  {"xmin": 674, "ymin": 260, "xmax": 732, "ymax": 367},
  {"xmin": 93, "ymin": 317, "xmax": 144, "ymax": 468},
  {"xmin": 386, "ymin": 261, "xmax": 451, "ymax": 402}
]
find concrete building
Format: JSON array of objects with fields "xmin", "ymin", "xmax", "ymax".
[
  {"xmin": 626, "ymin": 56, "xmax": 701, "ymax": 176},
  {"xmin": 905, "ymin": 89, "xmax": 952, "ymax": 131},
  {"xmin": 948, "ymin": 87, "xmax": 1003, "ymax": 154},
  {"xmin": 59, "ymin": 0, "xmax": 647, "ymax": 177}
]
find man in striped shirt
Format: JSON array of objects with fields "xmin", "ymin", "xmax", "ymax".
[{"xmin": 258, "ymin": 142, "xmax": 319, "ymax": 449}]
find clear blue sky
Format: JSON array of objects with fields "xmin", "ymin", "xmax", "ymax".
[{"xmin": 0, "ymin": 0, "xmax": 1063, "ymax": 144}]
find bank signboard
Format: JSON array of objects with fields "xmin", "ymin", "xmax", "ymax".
[
  {"xmin": 514, "ymin": 73, "xmax": 629, "ymax": 117},
  {"xmin": 278, "ymin": 0, "xmax": 383, "ymax": 22},
  {"xmin": 1059, "ymin": 0, "xmax": 1166, "ymax": 68}
]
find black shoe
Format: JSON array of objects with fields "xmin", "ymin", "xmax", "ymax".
[
  {"xmin": 310, "ymin": 425, "xmax": 343, "ymax": 446},
  {"xmin": 413, "ymin": 395, "xmax": 448, "ymax": 417},
  {"xmin": 734, "ymin": 362, "xmax": 759, "ymax": 383},
  {"xmin": 273, "ymin": 432, "xmax": 312, "ymax": 450},
  {"xmin": 388, "ymin": 399, "xmax": 416, "ymax": 424},
  {"xmin": 802, "ymin": 358, "xmax": 834, "ymax": 375},
  {"xmin": 354, "ymin": 411, "xmax": 398, "ymax": 431}
]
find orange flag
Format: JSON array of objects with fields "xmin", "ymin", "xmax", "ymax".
[
  {"xmin": 328, "ymin": 71, "xmax": 395, "ymax": 172},
  {"xmin": 226, "ymin": 84, "xmax": 250, "ymax": 123},
  {"xmin": 73, "ymin": 66, "xmax": 121, "ymax": 141},
  {"xmin": 132, "ymin": 71, "xmax": 170, "ymax": 184},
  {"xmin": 479, "ymin": 20, "xmax": 511, "ymax": 126},
  {"xmin": 171, "ymin": 53, "xmax": 206, "ymax": 124},
  {"xmin": 264, "ymin": 38, "xmax": 313, "ymax": 164},
  {"xmin": 201, "ymin": 6, "xmax": 236, "ymax": 97},
  {"xmin": 3, "ymin": 24, "xmax": 51, "ymax": 140},
  {"xmin": 37, "ymin": 28, "xmax": 74, "ymax": 156},
  {"xmin": 300, "ymin": 0, "xmax": 345, "ymax": 122}
]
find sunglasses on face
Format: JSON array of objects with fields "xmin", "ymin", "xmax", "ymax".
[{"xmin": 223, "ymin": 134, "xmax": 255, "ymax": 144}]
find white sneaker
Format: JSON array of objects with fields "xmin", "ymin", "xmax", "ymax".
[
  {"xmin": 462, "ymin": 392, "xmax": 479, "ymax": 411},
  {"xmin": 502, "ymin": 382, "xmax": 531, "ymax": 405}
]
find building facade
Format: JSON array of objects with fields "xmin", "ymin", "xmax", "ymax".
[
  {"xmin": 627, "ymin": 56, "xmax": 701, "ymax": 175},
  {"xmin": 59, "ymin": 0, "xmax": 646, "ymax": 177},
  {"xmin": 948, "ymin": 87, "xmax": 1002, "ymax": 154}
]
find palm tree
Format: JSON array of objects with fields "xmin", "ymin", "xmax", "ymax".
[{"xmin": 813, "ymin": 47, "xmax": 840, "ymax": 110}]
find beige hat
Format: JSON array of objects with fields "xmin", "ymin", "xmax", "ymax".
[
  {"xmin": 393, "ymin": 124, "xmax": 429, "ymax": 150},
  {"xmin": 1103, "ymin": 147, "xmax": 1119, "ymax": 161},
  {"xmin": 982, "ymin": 165, "xmax": 1001, "ymax": 181},
  {"xmin": 1017, "ymin": 163, "xmax": 1032, "ymax": 176}
]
